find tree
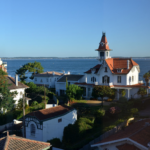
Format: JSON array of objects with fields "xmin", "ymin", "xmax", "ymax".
[
  {"xmin": 0, "ymin": 75, "xmax": 17, "ymax": 112},
  {"xmin": 66, "ymin": 77, "xmax": 68, "ymax": 89},
  {"xmin": 92, "ymin": 85, "xmax": 116, "ymax": 106},
  {"xmin": 0, "ymin": 69, "xmax": 7, "ymax": 75},
  {"xmin": 143, "ymin": 72, "xmax": 150, "ymax": 86},
  {"xmin": 16, "ymin": 61, "xmax": 44, "ymax": 82},
  {"xmin": 66, "ymin": 84, "xmax": 83, "ymax": 101},
  {"xmin": 137, "ymin": 88, "xmax": 147, "ymax": 98}
]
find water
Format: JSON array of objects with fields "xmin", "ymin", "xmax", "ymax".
[{"xmin": 3, "ymin": 58, "xmax": 150, "ymax": 82}]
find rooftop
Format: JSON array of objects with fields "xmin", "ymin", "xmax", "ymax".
[
  {"xmin": 57, "ymin": 74, "xmax": 84, "ymax": 82},
  {"xmin": 26, "ymin": 105, "xmax": 74, "ymax": 121},
  {"xmin": 0, "ymin": 133, "xmax": 50, "ymax": 150},
  {"xmin": 33, "ymin": 71, "xmax": 63, "ymax": 77}
]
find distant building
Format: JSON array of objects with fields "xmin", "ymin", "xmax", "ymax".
[
  {"xmin": 25, "ymin": 105, "xmax": 77, "ymax": 142},
  {"xmin": 55, "ymin": 74, "xmax": 85, "ymax": 96},
  {"xmin": 75, "ymin": 32, "xmax": 149, "ymax": 100},
  {"xmin": 91, "ymin": 119, "xmax": 150, "ymax": 150},
  {"xmin": 0, "ymin": 132, "xmax": 51, "ymax": 150},
  {"xmin": 33, "ymin": 71, "xmax": 63, "ymax": 88}
]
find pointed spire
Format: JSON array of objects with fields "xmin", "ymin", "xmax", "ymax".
[{"xmin": 96, "ymin": 32, "xmax": 111, "ymax": 51}]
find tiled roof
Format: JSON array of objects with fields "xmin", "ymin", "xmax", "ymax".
[
  {"xmin": 95, "ymin": 119, "xmax": 150, "ymax": 148},
  {"xmin": 116, "ymin": 143, "xmax": 140, "ymax": 150},
  {"xmin": 105, "ymin": 58, "xmax": 139, "ymax": 74},
  {"xmin": 34, "ymin": 71, "xmax": 63, "ymax": 77},
  {"xmin": 26, "ymin": 105, "xmax": 74, "ymax": 121},
  {"xmin": 84, "ymin": 64, "xmax": 101, "ymax": 74},
  {"xmin": 57, "ymin": 75, "xmax": 84, "ymax": 82},
  {"xmin": 0, "ymin": 134, "xmax": 50, "ymax": 150},
  {"xmin": 110, "ymin": 83, "xmax": 150, "ymax": 88},
  {"xmin": 6, "ymin": 76, "xmax": 28, "ymax": 90},
  {"xmin": 96, "ymin": 33, "xmax": 111, "ymax": 51}
]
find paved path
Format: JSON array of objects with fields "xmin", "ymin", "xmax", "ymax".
[{"xmin": 86, "ymin": 100, "xmax": 113, "ymax": 106}]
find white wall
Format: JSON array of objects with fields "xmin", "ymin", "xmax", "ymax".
[
  {"xmin": 43, "ymin": 109, "xmax": 77, "ymax": 142},
  {"xmin": 26, "ymin": 119, "xmax": 43, "ymax": 141},
  {"xmin": 34, "ymin": 76, "xmax": 62, "ymax": 88},
  {"xmin": 10, "ymin": 88, "xmax": 25, "ymax": 106}
]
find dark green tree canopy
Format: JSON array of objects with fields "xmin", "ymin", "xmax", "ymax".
[
  {"xmin": 16, "ymin": 61, "xmax": 44, "ymax": 82},
  {"xmin": 137, "ymin": 87, "xmax": 147, "ymax": 98},
  {"xmin": 143, "ymin": 72, "xmax": 150, "ymax": 86}
]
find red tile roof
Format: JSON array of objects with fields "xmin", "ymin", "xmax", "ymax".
[
  {"xmin": 96, "ymin": 33, "xmax": 111, "ymax": 51},
  {"xmin": 84, "ymin": 64, "xmax": 101, "ymax": 74},
  {"xmin": 116, "ymin": 143, "xmax": 140, "ymax": 150},
  {"xmin": 0, "ymin": 134, "xmax": 50, "ymax": 150},
  {"xmin": 26, "ymin": 105, "xmax": 74, "ymax": 121},
  {"xmin": 105, "ymin": 58, "xmax": 139, "ymax": 74},
  {"xmin": 95, "ymin": 119, "xmax": 150, "ymax": 148}
]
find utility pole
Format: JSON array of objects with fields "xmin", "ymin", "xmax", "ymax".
[
  {"xmin": 44, "ymin": 85, "xmax": 46, "ymax": 109},
  {"xmin": 23, "ymin": 93, "xmax": 26, "ymax": 138}
]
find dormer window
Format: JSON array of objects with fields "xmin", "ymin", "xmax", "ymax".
[{"xmin": 117, "ymin": 69, "xmax": 122, "ymax": 73}]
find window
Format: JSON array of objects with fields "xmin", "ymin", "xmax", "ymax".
[
  {"xmin": 117, "ymin": 76, "xmax": 121, "ymax": 83},
  {"xmin": 35, "ymin": 78, "xmax": 37, "ymax": 81},
  {"xmin": 106, "ymin": 52, "xmax": 108, "ymax": 57},
  {"xmin": 58, "ymin": 118, "xmax": 62, "ymax": 123},
  {"xmin": 91, "ymin": 77, "xmax": 96, "ymax": 82},
  {"xmin": 102, "ymin": 76, "xmax": 109, "ymax": 84},
  {"xmin": 20, "ymin": 91, "xmax": 23, "ymax": 95},
  {"xmin": 117, "ymin": 69, "xmax": 122, "ymax": 73},
  {"xmin": 105, "ymin": 67, "xmax": 107, "ymax": 72},
  {"xmin": 132, "ymin": 76, "xmax": 134, "ymax": 82},
  {"xmin": 40, "ymin": 79, "xmax": 43, "ymax": 82},
  {"xmin": 30, "ymin": 124, "xmax": 36, "ymax": 136},
  {"xmin": 100, "ymin": 52, "xmax": 104, "ymax": 57}
]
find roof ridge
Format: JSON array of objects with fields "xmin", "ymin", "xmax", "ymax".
[{"xmin": 3, "ymin": 135, "xmax": 9, "ymax": 150}]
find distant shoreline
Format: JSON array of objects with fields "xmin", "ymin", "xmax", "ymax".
[{"xmin": 1, "ymin": 57, "xmax": 150, "ymax": 60}]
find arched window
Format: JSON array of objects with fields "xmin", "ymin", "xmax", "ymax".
[{"xmin": 30, "ymin": 124, "xmax": 36, "ymax": 136}]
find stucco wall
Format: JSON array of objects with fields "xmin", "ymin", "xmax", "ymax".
[{"xmin": 42, "ymin": 109, "xmax": 77, "ymax": 142}]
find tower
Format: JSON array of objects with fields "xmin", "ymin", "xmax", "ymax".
[{"xmin": 96, "ymin": 32, "xmax": 111, "ymax": 64}]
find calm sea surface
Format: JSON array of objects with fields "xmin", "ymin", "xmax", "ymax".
[{"xmin": 3, "ymin": 58, "xmax": 150, "ymax": 82}]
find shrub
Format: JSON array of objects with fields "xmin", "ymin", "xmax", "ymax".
[
  {"xmin": 31, "ymin": 101, "xmax": 38, "ymax": 106},
  {"xmin": 95, "ymin": 109, "xmax": 105, "ymax": 118},
  {"xmin": 130, "ymin": 108, "xmax": 138, "ymax": 115},
  {"xmin": 119, "ymin": 97, "xmax": 128, "ymax": 103},
  {"xmin": 109, "ymin": 106, "xmax": 121, "ymax": 115},
  {"xmin": 47, "ymin": 138, "xmax": 62, "ymax": 150}
]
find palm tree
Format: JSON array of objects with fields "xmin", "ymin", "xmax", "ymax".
[{"xmin": 143, "ymin": 72, "xmax": 150, "ymax": 86}]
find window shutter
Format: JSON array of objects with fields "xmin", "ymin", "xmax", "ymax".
[
  {"xmin": 91, "ymin": 78, "xmax": 92, "ymax": 82},
  {"xmin": 102, "ymin": 77, "xmax": 104, "ymax": 83}
]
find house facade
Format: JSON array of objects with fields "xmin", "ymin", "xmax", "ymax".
[
  {"xmin": 33, "ymin": 71, "xmax": 63, "ymax": 88},
  {"xmin": 75, "ymin": 32, "xmax": 149, "ymax": 100},
  {"xmin": 25, "ymin": 105, "xmax": 77, "ymax": 142},
  {"xmin": 55, "ymin": 74, "xmax": 85, "ymax": 96},
  {"xmin": 91, "ymin": 119, "xmax": 150, "ymax": 150}
]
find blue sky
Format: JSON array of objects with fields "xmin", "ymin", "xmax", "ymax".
[{"xmin": 0, "ymin": 0, "xmax": 150, "ymax": 57}]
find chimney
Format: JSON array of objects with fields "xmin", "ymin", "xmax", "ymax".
[
  {"xmin": 15, "ymin": 74, "xmax": 18, "ymax": 86},
  {"xmin": 127, "ymin": 60, "xmax": 130, "ymax": 69},
  {"xmin": 53, "ymin": 71, "xmax": 55, "ymax": 75}
]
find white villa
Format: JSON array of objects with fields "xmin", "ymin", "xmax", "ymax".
[
  {"xmin": 25, "ymin": 105, "xmax": 77, "ymax": 142},
  {"xmin": 33, "ymin": 71, "xmax": 63, "ymax": 88},
  {"xmin": 75, "ymin": 32, "xmax": 149, "ymax": 100}
]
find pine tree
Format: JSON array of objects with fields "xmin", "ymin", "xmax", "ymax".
[{"xmin": 0, "ymin": 75, "xmax": 17, "ymax": 112}]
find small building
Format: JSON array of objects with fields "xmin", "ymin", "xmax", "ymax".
[
  {"xmin": 55, "ymin": 74, "xmax": 85, "ymax": 96},
  {"xmin": 7, "ymin": 75, "xmax": 30, "ymax": 106},
  {"xmin": 0, "ymin": 132, "xmax": 51, "ymax": 150},
  {"xmin": 91, "ymin": 119, "xmax": 150, "ymax": 150},
  {"xmin": 33, "ymin": 71, "xmax": 63, "ymax": 88},
  {"xmin": 25, "ymin": 105, "xmax": 77, "ymax": 142}
]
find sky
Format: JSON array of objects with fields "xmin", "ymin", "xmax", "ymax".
[{"xmin": 0, "ymin": 0, "xmax": 150, "ymax": 57}]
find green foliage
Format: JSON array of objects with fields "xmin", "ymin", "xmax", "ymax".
[
  {"xmin": 92, "ymin": 86, "xmax": 116, "ymax": 99},
  {"xmin": 137, "ymin": 88, "xmax": 147, "ymax": 98},
  {"xmin": 26, "ymin": 82, "xmax": 37, "ymax": 93},
  {"xmin": 0, "ymin": 69, "xmax": 7, "ymax": 75},
  {"xmin": 143, "ymin": 72, "xmax": 150, "ymax": 86},
  {"xmin": 66, "ymin": 77, "xmax": 68, "ymax": 89},
  {"xmin": 119, "ymin": 96, "xmax": 128, "ymax": 103},
  {"xmin": 16, "ymin": 61, "xmax": 44, "ymax": 82},
  {"xmin": 130, "ymin": 108, "xmax": 138, "ymax": 115},
  {"xmin": 66, "ymin": 84, "xmax": 83, "ymax": 100},
  {"xmin": 121, "ymin": 89, "xmax": 126, "ymax": 97},
  {"xmin": 47, "ymin": 138, "xmax": 62, "ymax": 150},
  {"xmin": 95, "ymin": 109, "xmax": 105, "ymax": 118},
  {"xmin": 31, "ymin": 101, "xmax": 39, "ymax": 106},
  {"xmin": 0, "ymin": 75, "xmax": 17, "ymax": 111},
  {"xmin": 41, "ymin": 95, "xmax": 49, "ymax": 104},
  {"xmin": 16, "ymin": 98, "xmax": 28, "ymax": 110}
]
